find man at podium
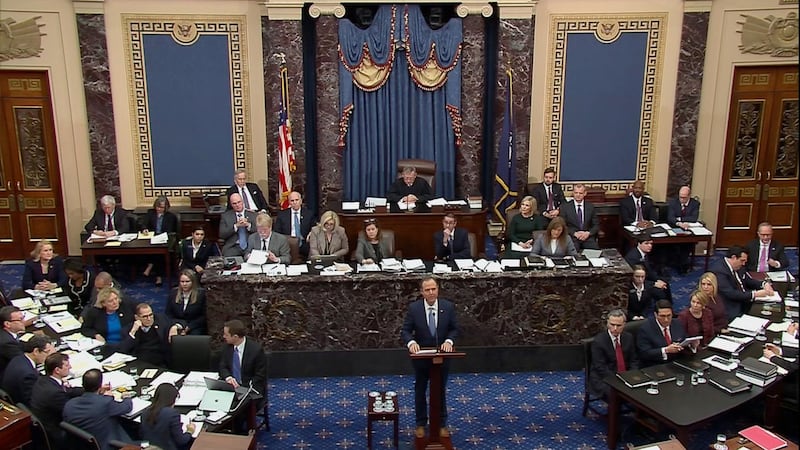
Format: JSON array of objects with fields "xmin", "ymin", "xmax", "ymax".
[{"xmin": 401, "ymin": 277, "xmax": 459, "ymax": 439}]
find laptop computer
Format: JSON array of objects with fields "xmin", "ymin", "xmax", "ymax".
[
  {"xmin": 204, "ymin": 377, "xmax": 251, "ymax": 396},
  {"xmin": 309, "ymin": 254, "xmax": 338, "ymax": 267},
  {"xmin": 198, "ymin": 389, "xmax": 235, "ymax": 412}
]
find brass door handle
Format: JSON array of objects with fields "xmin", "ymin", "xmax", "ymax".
[
  {"xmin": 16, "ymin": 181, "xmax": 21, "ymax": 190},
  {"xmin": 5, "ymin": 181, "xmax": 10, "ymax": 191},
  {"xmin": 8, "ymin": 194, "xmax": 14, "ymax": 211},
  {"xmin": 755, "ymin": 184, "xmax": 761, "ymax": 201},
  {"xmin": 757, "ymin": 171, "xmax": 762, "ymax": 181},
  {"xmin": 17, "ymin": 193, "xmax": 24, "ymax": 211},
  {"xmin": 766, "ymin": 171, "xmax": 771, "ymax": 180}
]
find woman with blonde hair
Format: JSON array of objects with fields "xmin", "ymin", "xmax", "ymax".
[
  {"xmin": 308, "ymin": 210, "xmax": 349, "ymax": 260},
  {"xmin": 80, "ymin": 286, "xmax": 135, "ymax": 346},
  {"xmin": 506, "ymin": 195, "xmax": 547, "ymax": 252},
  {"xmin": 166, "ymin": 269, "xmax": 207, "ymax": 335},
  {"xmin": 22, "ymin": 239, "xmax": 66, "ymax": 291},
  {"xmin": 698, "ymin": 272, "xmax": 728, "ymax": 334},
  {"xmin": 677, "ymin": 289, "xmax": 716, "ymax": 347}
]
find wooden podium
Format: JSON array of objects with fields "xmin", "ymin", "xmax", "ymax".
[{"xmin": 411, "ymin": 350, "xmax": 465, "ymax": 450}]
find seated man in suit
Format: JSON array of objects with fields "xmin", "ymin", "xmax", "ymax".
[
  {"xmin": 434, "ymin": 213, "xmax": 471, "ymax": 261},
  {"xmin": 274, "ymin": 191, "xmax": 316, "ymax": 258},
  {"xmin": 745, "ymin": 222, "xmax": 789, "ymax": 272},
  {"xmin": 220, "ymin": 193, "xmax": 258, "ymax": 257},
  {"xmin": 562, "ymin": 184, "xmax": 600, "ymax": 251},
  {"xmin": 1, "ymin": 335, "xmax": 54, "ymax": 405},
  {"xmin": 590, "ymin": 309, "xmax": 639, "ymax": 399},
  {"xmin": 219, "ymin": 320, "xmax": 268, "ymax": 433},
  {"xmin": 84, "ymin": 195, "xmax": 130, "ymax": 237},
  {"xmin": 401, "ymin": 277, "xmax": 459, "ymax": 439},
  {"xmin": 63, "ymin": 369, "xmax": 133, "ymax": 448},
  {"xmin": 625, "ymin": 236, "xmax": 671, "ymax": 301},
  {"xmin": 666, "ymin": 185, "xmax": 701, "ymax": 273},
  {"xmin": 30, "ymin": 353, "xmax": 84, "ymax": 443},
  {"xmin": 530, "ymin": 167, "xmax": 565, "ymax": 224},
  {"xmin": 225, "ymin": 169, "xmax": 270, "ymax": 213},
  {"xmin": 627, "ymin": 265, "xmax": 668, "ymax": 321},
  {"xmin": 711, "ymin": 245, "xmax": 774, "ymax": 321},
  {"xmin": 119, "ymin": 303, "xmax": 175, "ymax": 367},
  {"xmin": 764, "ymin": 322, "xmax": 798, "ymax": 371},
  {"xmin": 245, "ymin": 213, "xmax": 291, "ymax": 264},
  {"xmin": 619, "ymin": 180, "xmax": 657, "ymax": 229},
  {"xmin": 387, "ymin": 166, "xmax": 433, "ymax": 208},
  {"xmin": 0, "ymin": 306, "xmax": 26, "ymax": 381},
  {"xmin": 636, "ymin": 300, "xmax": 688, "ymax": 367}
]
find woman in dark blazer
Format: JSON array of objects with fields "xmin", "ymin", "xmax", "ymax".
[
  {"xmin": 165, "ymin": 269, "xmax": 207, "ymax": 335},
  {"xmin": 140, "ymin": 196, "xmax": 179, "ymax": 286},
  {"xmin": 531, "ymin": 217, "xmax": 578, "ymax": 258},
  {"xmin": 140, "ymin": 383, "xmax": 195, "ymax": 450},
  {"xmin": 677, "ymin": 289, "xmax": 716, "ymax": 347},
  {"xmin": 63, "ymin": 258, "xmax": 95, "ymax": 314},
  {"xmin": 22, "ymin": 239, "xmax": 67, "ymax": 291},
  {"xmin": 354, "ymin": 218, "xmax": 392, "ymax": 264},
  {"xmin": 80, "ymin": 287, "xmax": 135, "ymax": 346},
  {"xmin": 179, "ymin": 225, "xmax": 214, "ymax": 275}
]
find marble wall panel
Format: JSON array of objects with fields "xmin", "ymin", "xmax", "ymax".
[
  {"xmin": 76, "ymin": 14, "xmax": 121, "ymax": 202},
  {"xmin": 497, "ymin": 18, "xmax": 534, "ymax": 194},
  {"xmin": 262, "ymin": 18, "xmax": 306, "ymax": 204},
  {"xmin": 457, "ymin": 15, "xmax": 486, "ymax": 199},
  {"xmin": 667, "ymin": 12, "xmax": 709, "ymax": 197},
  {"xmin": 314, "ymin": 16, "xmax": 342, "ymax": 210}
]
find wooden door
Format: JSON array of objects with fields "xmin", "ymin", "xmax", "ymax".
[
  {"xmin": 716, "ymin": 66, "xmax": 798, "ymax": 248},
  {"xmin": 0, "ymin": 71, "xmax": 67, "ymax": 259}
]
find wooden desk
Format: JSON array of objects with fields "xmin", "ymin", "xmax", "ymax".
[
  {"xmin": 622, "ymin": 228, "xmax": 713, "ymax": 271},
  {"xmin": 723, "ymin": 431, "xmax": 798, "ymax": 450},
  {"xmin": 81, "ymin": 238, "xmax": 173, "ymax": 283},
  {"xmin": 629, "ymin": 438, "xmax": 686, "ymax": 449},
  {"xmin": 339, "ymin": 208, "xmax": 487, "ymax": 260},
  {"xmin": 192, "ymin": 430, "xmax": 256, "ymax": 450},
  {"xmin": 367, "ymin": 391, "xmax": 398, "ymax": 449},
  {"xmin": 0, "ymin": 400, "xmax": 32, "ymax": 450}
]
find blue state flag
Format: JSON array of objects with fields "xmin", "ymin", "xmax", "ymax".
[{"xmin": 492, "ymin": 71, "xmax": 517, "ymax": 225}]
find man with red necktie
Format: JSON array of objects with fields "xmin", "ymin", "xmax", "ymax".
[
  {"xmin": 589, "ymin": 309, "xmax": 640, "ymax": 398},
  {"xmin": 636, "ymin": 300, "xmax": 688, "ymax": 367}
]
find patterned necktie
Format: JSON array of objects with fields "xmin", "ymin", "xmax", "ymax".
[
  {"xmin": 237, "ymin": 214, "xmax": 247, "ymax": 249},
  {"xmin": 232, "ymin": 346, "xmax": 242, "ymax": 382},
  {"xmin": 615, "ymin": 337, "xmax": 626, "ymax": 372},
  {"xmin": 427, "ymin": 307, "xmax": 436, "ymax": 338},
  {"xmin": 577, "ymin": 204, "xmax": 584, "ymax": 229},
  {"xmin": 758, "ymin": 245, "xmax": 768, "ymax": 272},
  {"xmin": 547, "ymin": 186, "xmax": 554, "ymax": 210},
  {"xmin": 294, "ymin": 211, "xmax": 302, "ymax": 243},
  {"xmin": 636, "ymin": 199, "xmax": 643, "ymax": 222},
  {"xmin": 663, "ymin": 327, "xmax": 672, "ymax": 345},
  {"xmin": 241, "ymin": 188, "xmax": 251, "ymax": 210},
  {"xmin": 680, "ymin": 204, "xmax": 687, "ymax": 218}
]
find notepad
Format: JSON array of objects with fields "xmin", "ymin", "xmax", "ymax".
[
  {"xmin": 739, "ymin": 425, "xmax": 788, "ymax": 450},
  {"xmin": 104, "ymin": 241, "xmax": 122, "ymax": 247}
]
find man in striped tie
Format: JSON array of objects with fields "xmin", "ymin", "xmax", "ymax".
[{"xmin": 589, "ymin": 309, "xmax": 639, "ymax": 399}]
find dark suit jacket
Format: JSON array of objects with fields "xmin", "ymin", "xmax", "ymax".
[
  {"xmin": 80, "ymin": 301, "xmax": 136, "ymax": 341},
  {"xmin": 590, "ymin": 330, "xmax": 639, "ymax": 397},
  {"xmin": 666, "ymin": 197, "xmax": 700, "ymax": 226},
  {"xmin": 530, "ymin": 182, "xmax": 565, "ymax": 212},
  {"xmin": 433, "ymin": 227, "xmax": 471, "ymax": 260},
  {"xmin": 400, "ymin": 299, "xmax": 459, "ymax": 349},
  {"xmin": 636, "ymin": 317, "xmax": 687, "ymax": 366},
  {"xmin": 562, "ymin": 200, "xmax": 600, "ymax": 237},
  {"xmin": 245, "ymin": 231, "xmax": 292, "ymax": 264},
  {"xmin": 619, "ymin": 195, "xmax": 657, "ymax": 225},
  {"xmin": 387, "ymin": 177, "xmax": 433, "ymax": 203},
  {"xmin": 219, "ymin": 209, "xmax": 257, "ymax": 257},
  {"xmin": 166, "ymin": 287, "xmax": 207, "ymax": 334},
  {"xmin": 354, "ymin": 234, "xmax": 393, "ymax": 263},
  {"xmin": 119, "ymin": 314, "xmax": 172, "ymax": 367},
  {"xmin": 274, "ymin": 206, "xmax": 316, "ymax": 241},
  {"xmin": 139, "ymin": 209, "xmax": 179, "ymax": 233},
  {"xmin": 63, "ymin": 392, "xmax": 133, "ymax": 450},
  {"xmin": 84, "ymin": 208, "xmax": 130, "ymax": 234},
  {"xmin": 710, "ymin": 259, "xmax": 763, "ymax": 320},
  {"xmin": 1, "ymin": 354, "xmax": 38, "ymax": 404},
  {"xmin": 625, "ymin": 248, "xmax": 660, "ymax": 282},
  {"xmin": 744, "ymin": 239, "xmax": 789, "ymax": 272},
  {"xmin": 219, "ymin": 337, "xmax": 268, "ymax": 392},
  {"xmin": 0, "ymin": 330, "xmax": 23, "ymax": 381},
  {"xmin": 22, "ymin": 256, "xmax": 68, "ymax": 290},
  {"xmin": 226, "ymin": 183, "xmax": 269, "ymax": 212},
  {"xmin": 179, "ymin": 238, "xmax": 214, "ymax": 271},
  {"xmin": 140, "ymin": 406, "xmax": 193, "ymax": 450},
  {"xmin": 30, "ymin": 376, "xmax": 83, "ymax": 441},
  {"xmin": 627, "ymin": 282, "xmax": 665, "ymax": 319}
]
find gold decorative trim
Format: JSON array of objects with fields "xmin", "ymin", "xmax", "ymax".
[
  {"xmin": 544, "ymin": 14, "xmax": 666, "ymax": 194},
  {"xmin": 0, "ymin": 199, "xmax": 9, "ymax": 209},
  {"xmin": 122, "ymin": 15, "xmax": 253, "ymax": 202},
  {"xmin": 8, "ymin": 78, "xmax": 42, "ymax": 91},
  {"xmin": 784, "ymin": 72, "xmax": 797, "ymax": 84},
  {"xmin": 0, "ymin": 16, "xmax": 46, "ymax": 62},
  {"xmin": 739, "ymin": 73, "xmax": 770, "ymax": 86},
  {"xmin": 171, "ymin": 21, "xmax": 200, "ymax": 46},
  {"xmin": 725, "ymin": 187, "xmax": 758, "ymax": 198},
  {"xmin": 595, "ymin": 20, "xmax": 621, "ymax": 43},
  {"xmin": 738, "ymin": 12, "xmax": 799, "ymax": 57}
]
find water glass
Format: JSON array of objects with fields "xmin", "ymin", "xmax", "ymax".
[
  {"xmin": 691, "ymin": 373, "xmax": 699, "ymax": 386},
  {"xmin": 675, "ymin": 374, "xmax": 685, "ymax": 387},
  {"xmin": 696, "ymin": 369, "xmax": 706, "ymax": 384},
  {"xmin": 129, "ymin": 366, "xmax": 139, "ymax": 380},
  {"xmin": 730, "ymin": 350, "xmax": 740, "ymax": 365},
  {"xmin": 646, "ymin": 381, "xmax": 659, "ymax": 395},
  {"xmin": 713, "ymin": 434, "xmax": 728, "ymax": 450}
]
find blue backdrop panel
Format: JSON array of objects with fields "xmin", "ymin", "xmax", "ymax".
[
  {"xmin": 143, "ymin": 34, "xmax": 234, "ymax": 187},
  {"xmin": 560, "ymin": 32, "xmax": 646, "ymax": 182}
]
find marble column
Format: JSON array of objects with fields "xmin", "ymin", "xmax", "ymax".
[
  {"xmin": 76, "ymin": 14, "xmax": 122, "ymax": 202},
  {"xmin": 457, "ymin": 15, "xmax": 487, "ymax": 198},
  {"xmin": 497, "ymin": 17, "xmax": 534, "ymax": 195},
  {"xmin": 667, "ymin": 12, "xmax": 709, "ymax": 196},
  {"xmin": 314, "ymin": 16, "xmax": 342, "ymax": 210},
  {"xmin": 262, "ymin": 18, "xmax": 306, "ymax": 205}
]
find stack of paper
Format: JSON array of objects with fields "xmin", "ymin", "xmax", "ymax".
[
  {"xmin": 364, "ymin": 197, "xmax": 387, "ymax": 208},
  {"xmin": 122, "ymin": 397, "xmax": 152, "ymax": 419},
  {"xmin": 137, "ymin": 231, "xmax": 154, "ymax": 239},
  {"xmin": 100, "ymin": 352, "xmax": 137, "ymax": 371},
  {"xmin": 473, "ymin": 259, "xmax": 502, "ymax": 273},
  {"xmin": 690, "ymin": 226, "xmax": 712, "ymax": 236},
  {"xmin": 286, "ymin": 264, "xmax": 309, "ymax": 276},
  {"xmin": 150, "ymin": 232, "xmax": 169, "ymax": 244},
  {"xmin": 380, "ymin": 258, "xmax": 403, "ymax": 272},
  {"xmin": 118, "ymin": 233, "xmax": 138, "ymax": 242},
  {"xmin": 707, "ymin": 335, "xmax": 750, "ymax": 353},
  {"xmin": 426, "ymin": 198, "xmax": 447, "ymax": 207},
  {"xmin": 728, "ymin": 315, "xmax": 771, "ymax": 336},
  {"xmin": 432, "ymin": 263, "xmax": 451, "ymax": 274},
  {"xmin": 402, "ymin": 259, "xmax": 425, "ymax": 271},
  {"xmin": 62, "ymin": 333, "xmax": 104, "ymax": 352},
  {"xmin": 176, "ymin": 386, "xmax": 207, "ymax": 407},
  {"xmin": 103, "ymin": 370, "xmax": 138, "ymax": 389},
  {"xmin": 357, "ymin": 263, "xmax": 380, "ymax": 273},
  {"xmin": 782, "ymin": 332, "xmax": 799, "ymax": 348},
  {"xmin": 454, "ymin": 259, "xmax": 474, "ymax": 270},
  {"xmin": 500, "ymin": 259, "xmax": 520, "ymax": 269},
  {"xmin": 510, "ymin": 242, "xmax": 531, "ymax": 252},
  {"xmin": 42, "ymin": 311, "xmax": 81, "ymax": 333},
  {"xmin": 341, "ymin": 201, "xmax": 360, "ymax": 210},
  {"xmin": 66, "ymin": 351, "xmax": 103, "ymax": 378},
  {"xmin": 754, "ymin": 292, "xmax": 782, "ymax": 303},
  {"xmin": 150, "ymin": 371, "xmax": 185, "ymax": 387},
  {"xmin": 10, "ymin": 297, "xmax": 37, "ymax": 310}
]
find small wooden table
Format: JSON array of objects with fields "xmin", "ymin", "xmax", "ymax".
[
  {"xmin": 81, "ymin": 238, "xmax": 172, "ymax": 283},
  {"xmin": 367, "ymin": 391, "xmax": 399, "ymax": 449},
  {"xmin": 0, "ymin": 401, "xmax": 32, "ymax": 450},
  {"xmin": 191, "ymin": 430, "xmax": 256, "ymax": 450}
]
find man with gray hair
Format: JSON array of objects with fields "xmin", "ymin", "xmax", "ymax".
[
  {"xmin": 84, "ymin": 195, "xmax": 130, "ymax": 236},
  {"xmin": 589, "ymin": 309, "xmax": 639, "ymax": 398},
  {"xmin": 387, "ymin": 166, "xmax": 433, "ymax": 205}
]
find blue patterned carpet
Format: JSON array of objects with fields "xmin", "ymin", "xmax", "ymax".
[{"xmin": 2, "ymin": 248, "xmax": 797, "ymax": 449}]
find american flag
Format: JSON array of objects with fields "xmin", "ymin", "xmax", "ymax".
[{"xmin": 278, "ymin": 60, "xmax": 296, "ymax": 209}]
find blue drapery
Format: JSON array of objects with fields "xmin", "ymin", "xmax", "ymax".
[{"xmin": 339, "ymin": 5, "xmax": 462, "ymax": 201}]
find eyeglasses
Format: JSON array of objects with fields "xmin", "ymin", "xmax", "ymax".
[{"xmin": 139, "ymin": 313, "xmax": 154, "ymax": 319}]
